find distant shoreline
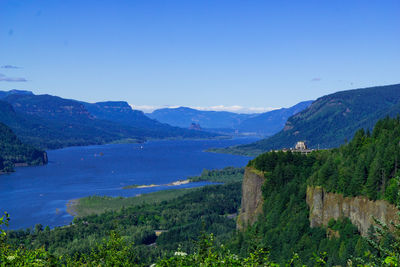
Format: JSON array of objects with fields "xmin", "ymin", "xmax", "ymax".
[
  {"xmin": 66, "ymin": 179, "xmax": 193, "ymax": 217},
  {"xmin": 66, "ymin": 199, "xmax": 79, "ymax": 217},
  {"xmin": 45, "ymin": 135, "xmax": 230, "ymax": 151},
  {"xmin": 122, "ymin": 179, "xmax": 190, "ymax": 189}
]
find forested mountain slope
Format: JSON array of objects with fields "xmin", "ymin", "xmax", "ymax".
[
  {"xmin": 0, "ymin": 122, "xmax": 46, "ymax": 172},
  {"xmin": 83, "ymin": 101, "xmax": 212, "ymax": 138},
  {"xmin": 0, "ymin": 91, "xmax": 218, "ymax": 149},
  {"xmin": 237, "ymin": 100, "xmax": 313, "ymax": 135},
  {"xmin": 235, "ymin": 116, "xmax": 400, "ymax": 265},
  {"xmin": 222, "ymin": 83, "xmax": 400, "ymax": 155}
]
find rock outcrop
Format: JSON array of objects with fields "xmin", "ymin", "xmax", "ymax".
[
  {"xmin": 237, "ymin": 167, "xmax": 265, "ymax": 230},
  {"xmin": 43, "ymin": 151, "xmax": 48, "ymax": 164},
  {"xmin": 237, "ymin": 167, "xmax": 400, "ymax": 236},
  {"xmin": 306, "ymin": 186, "xmax": 399, "ymax": 236}
]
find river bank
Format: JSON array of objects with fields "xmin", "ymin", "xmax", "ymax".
[
  {"xmin": 66, "ymin": 187, "xmax": 202, "ymax": 217},
  {"xmin": 122, "ymin": 179, "xmax": 190, "ymax": 189},
  {"xmin": 66, "ymin": 167, "xmax": 245, "ymax": 218}
]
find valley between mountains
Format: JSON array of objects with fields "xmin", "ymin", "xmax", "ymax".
[{"xmin": 2, "ymin": 84, "xmax": 400, "ymax": 266}]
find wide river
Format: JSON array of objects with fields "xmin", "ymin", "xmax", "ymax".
[{"xmin": 0, "ymin": 138, "xmax": 256, "ymax": 230}]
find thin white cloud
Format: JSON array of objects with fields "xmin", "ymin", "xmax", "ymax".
[
  {"xmin": 130, "ymin": 105, "xmax": 160, "ymax": 112},
  {"xmin": 130, "ymin": 104, "xmax": 279, "ymax": 114},
  {"xmin": 192, "ymin": 105, "xmax": 279, "ymax": 113},
  {"xmin": 1, "ymin": 65, "xmax": 21, "ymax": 69},
  {"xmin": 0, "ymin": 73, "xmax": 27, "ymax": 82}
]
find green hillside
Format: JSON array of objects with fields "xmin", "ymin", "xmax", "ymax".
[
  {"xmin": 0, "ymin": 122, "xmax": 46, "ymax": 172},
  {"xmin": 83, "ymin": 101, "xmax": 219, "ymax": 139},
  {"xmin": 0, "ymin": 92, "xmax": 219, "ymax": 149},
  {"xmin": 220, "ymin": 83, "xmax": 400, "ymax": 155},
  {"xmin": 4, "ymin": 182, "xmax": 243, "ymax": 266},
  {"xmin": 233, "ymin": 116, "xmax": 400, "ymax": 265}
]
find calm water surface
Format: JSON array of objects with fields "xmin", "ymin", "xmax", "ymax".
[{"xmin": 0, "ymin": 138, "xmax": 256, "ymax": 230}]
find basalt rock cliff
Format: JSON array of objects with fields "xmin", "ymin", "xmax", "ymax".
[
  {"xmin": 238, "ymin": 168, "xmax": 399, "ymax": 236},
  {"xmin": 237, "ymin": 167, "xmax": 265, "ymax": 230},
  {"xmin": 306, "ymin": 186, "xmax": 399, "ymax": 236}
]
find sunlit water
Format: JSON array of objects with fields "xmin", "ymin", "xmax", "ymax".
[{"xmin": 0, "ymin": 138, "xmax": 256, "ymax": 230}]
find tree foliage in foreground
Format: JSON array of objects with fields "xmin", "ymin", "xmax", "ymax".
[
  {"xmin": 0, "ymin": 212, "xmax": 332, "ymax": 266},
  {"xmin": 5, "ymin": 183, "xmax": 242, "ymax": 265}
]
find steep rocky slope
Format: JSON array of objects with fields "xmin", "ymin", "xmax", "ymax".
[
  {"xmin": 237, "ymin": 167, "xmax": 265, "ymax": 230},
  {"xmin": 238, "ymin": 163, "xmax": 399, "ymax": 237},
  {"xmin": 306, "ymin": 186, "xmax": 399, "ymax": 236}
]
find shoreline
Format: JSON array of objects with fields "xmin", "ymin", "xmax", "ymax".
[
  {"xmin": 65, "ymin": 185, "xmax": 207, "ymax": 217},
  {"xmin": 66, "ymin": 179, "xmax": 193, "ymax": 216},
  {"xmin": 66, "ymin": 199, "xmax": 79, "ymax": 217},
  {"xmin": 122, "ymin": 179, "xmax": 190, "ymax": 189},
  {"xmin": 44, "ymin": 135, "xmax": 231, "ymax": 151}
]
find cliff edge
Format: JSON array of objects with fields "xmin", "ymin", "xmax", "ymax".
[
  {"xmin": 306, "ymin": 186, "xmax": 399, "ymax": 236},
  {"xmin": 237, "ymin": 167, "xmax": 265, "ymax": 230}
]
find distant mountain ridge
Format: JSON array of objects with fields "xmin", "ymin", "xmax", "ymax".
[
  {"xmin": 0, "ymin": 91, "xmax": 219, "ymax": 149},
  {"xmin": 147, "ymin": 107, "xmax": 253, "ymax": 129},
  {"xmin": 83, "ymin": 101, "xmax": 217, "ymax": 138},
  {"xmin": 148, "ymin": 101, "xmax": 313, "ymax": 136},
  {"xmin": 236, "ymin": 101, "xmax": 313, "ymax": 135},
  {"xmin": 0, "ymin": 89, "xmax": 33, "ymax": 99},
  {"xmin": 221, "ymin": 83, "xmax": 400, "ymax": 155}
]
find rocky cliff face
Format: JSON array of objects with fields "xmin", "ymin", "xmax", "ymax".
[
  {"xmin": 237, "ymin": 167, "xmax": 265, "ymax": 230},
  {"xmin": 42, "ymin": 151, "xmax": 48, "ymax": 165},
  {"xmin": 306, "ymin": 186, "xmax": 399, "ymax": 236},
  {"xmin": 238, "ymin": 166, "xmax": 399, "ymax": 235}
]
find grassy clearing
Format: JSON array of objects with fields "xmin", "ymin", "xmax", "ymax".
[
  {"xmin": 68, "ymin": 187, "xmax": 200, "ymax": 217},
  {"xmin": 68, "ymin": 167, "xmax": 245, "ymax": 218}
]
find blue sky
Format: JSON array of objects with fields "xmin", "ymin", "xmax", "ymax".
[{"xmin": 1, "ymin": 0, "xmax": 399, "ymax": 113}]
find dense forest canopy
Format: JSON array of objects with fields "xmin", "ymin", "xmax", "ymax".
[
  {"xmin": 241, "ymin": 151, "xmax": 366, "ymax": 265},
  {"xmin": 239, "ymin": 116, "xmax": 400, "ymax": 265},
  {"xmin": 308, "ymin": 116, "xmax": 400, "ymax": 202},
  {"xmin": 249, "ymin": 116, "xmax": 400, "ymax": 203},
  {"xmin": 4, "ymin": 180, "xmax": 242, "ymax": 266},
  {"xmin": 0, "ymin": 122, "xmax": 46, "ymax": 172}
]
